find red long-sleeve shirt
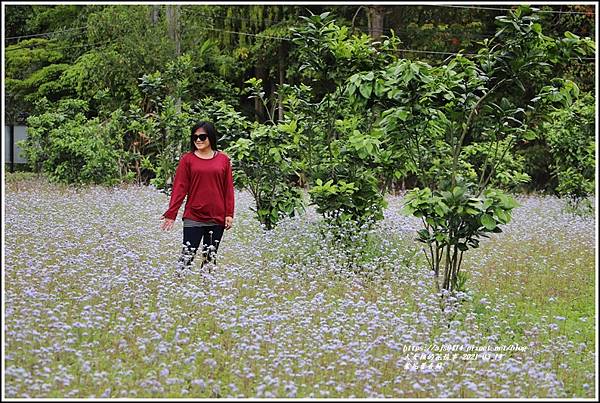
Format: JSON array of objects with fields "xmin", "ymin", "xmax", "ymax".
[{"xmin": 163, "ymin": 151, "xmax": 235, "ymax": 225}]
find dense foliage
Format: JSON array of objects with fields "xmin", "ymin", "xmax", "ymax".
[
  {"xmin": 22, "ymin": 98, "xmax": 122, "ymax": 185},
  {"xmin": 5, "ymin": 4, "xmax": 596, "ymax": 290},
  {"xmin": 226, "ymin": 79, "xmax": 305, "ymax": 230}
]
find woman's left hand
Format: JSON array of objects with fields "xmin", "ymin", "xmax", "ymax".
[{"xmin": 225, "ymin": 216, "xmax": 233, "ymax": 230}]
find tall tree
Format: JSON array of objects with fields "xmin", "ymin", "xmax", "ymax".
[
  {"xmin": 166, "ymin": 4, "xmax": 181, "ymax": 57},
  {"xmin": 367, "ymin": 6, "xmax": 386, "ymax": 40}
]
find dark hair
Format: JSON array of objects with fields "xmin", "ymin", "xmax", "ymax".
[{"xmin": 190, "ymin": 121, "xmax": 218, "ymax": 152}]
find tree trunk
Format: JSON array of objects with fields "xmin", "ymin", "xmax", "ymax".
[
  {"xmin": 277, "ymin": 42, "xmax": 286, "ymax": 122},
  {"xmin": 254, "ymin": 63, "xmax": 266, "ymax": 122},
  {"xmin": 150, "ymin": 5, "xmax": 160, "ymax": 25},
  {"xmin": 166, "ymin": 5, "xmax": 181, "ymax": 57},
  {"xmin": 367, "ymin": 6, "xmax": 386, "ymax": 40},
  {"xmin": 166, "ymin": 4, "xmax": 182, "ymax": 178}
]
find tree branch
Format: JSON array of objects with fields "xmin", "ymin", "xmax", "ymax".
[{"xmin": 452, "ymin": 78, "xmax": 507, "ymax": 187}]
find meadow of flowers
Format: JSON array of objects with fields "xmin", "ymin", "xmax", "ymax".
[{"xmin": 3, "ymin": 175, "xmax": 596, "ymax": 398}]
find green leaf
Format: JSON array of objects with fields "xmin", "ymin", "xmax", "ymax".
[
  {"xmin": 499, "ymin": 194, "xmax": 519, "ymax": 209},
  {"xmin": 397, "ymin": 109, "xmax": 409, "ymax": 122},
  {"xmin": 417, "ymin": 229, "xmax": 430, "ymax": 242},
  {"xmin": 480, "ymin": 214, "xmax": 496, "ymax": 230},
  {"xmin": 564, "ymin": 31, "xmax": 579, "ymax": 39},
  {"xmin": 359, "ymin": 83, "xmax": 372, "ymax": 99},
  {"xmin": 452, "ymin": 186, "xmax": 465, "ymax": 198},
  {"xmin": 403, "ymin": 70, "xmax": 414, "ymax": 84},
  {"xmin": 514, "ymin": 78, "xmax": 525, "ymax": 93},
  {"xmin": 374, "ymin": 79, "xmax": 385, "ymax": 97},
  {"xmin": 457, "ymin": 243, "xmax": 468, "ymax": 251},
  {"xmin": 495, "ymin": 209, "xmax": 508, "ymax": 223}
]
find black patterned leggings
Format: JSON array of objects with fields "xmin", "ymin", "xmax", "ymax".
[{"xmin": 179, "ymin": 225, "xmax": 225, "ymax": 268}]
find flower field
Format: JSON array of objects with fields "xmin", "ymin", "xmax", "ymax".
[{"xmin": 3, "ymin": 176, "xmax": 596, "ymax": 398}]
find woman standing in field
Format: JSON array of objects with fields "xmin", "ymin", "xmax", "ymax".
[{"xmin": 160, "ymin": 121, "xmax": 234, "ymax": 271}]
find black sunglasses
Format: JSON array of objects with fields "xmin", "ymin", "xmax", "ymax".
[{"xmin": 192, "ymin": 133, "xmax": 208, "ymax": 142}]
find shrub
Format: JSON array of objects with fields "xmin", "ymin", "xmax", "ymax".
[
  {"xmin": 20, "ymin": 98, "xmax": 122, "ymax": 186},
  {"xmin": 226, "ymin": 122, "xmax": 305, "ymax": 230}
]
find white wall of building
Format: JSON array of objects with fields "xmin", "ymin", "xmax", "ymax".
[{"xmin": 4, "ymin": 125, "xmax": 28, "ymax": 164}]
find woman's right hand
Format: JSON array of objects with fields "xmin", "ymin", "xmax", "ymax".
[{"xmin": 160, "ymin": 215, "xmax": 175, "ymax": 231}]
